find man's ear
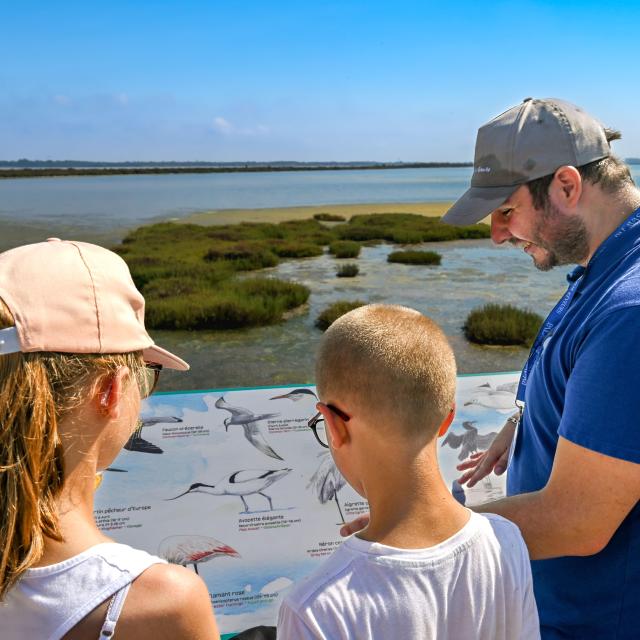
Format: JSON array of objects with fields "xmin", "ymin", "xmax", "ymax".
[
  {"xmin": 317, "ymin": 403, "xmax": 350, "ymax": 449},
  {"xmin": 550, "ymin": 166, "xmax": 582, "ymax": 209},
  {"xmin": 96, "ymin": 366, "xmax": 130, "ymax": 418},
  {"xmin": 438, "ymin": 404, "xmax": 456, "ymax": 438}
]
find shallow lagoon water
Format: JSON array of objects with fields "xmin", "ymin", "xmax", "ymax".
[
  {"xmin": 2, "ymin": 165, "xmax": 617, "ymax": 390},
  {"xmin": 0, "ymin": 168, "xmax": 474, "ymax": 251},
  {"xmin": 154, "ymin": 239, "xmax": 569, "ymax": 392}
]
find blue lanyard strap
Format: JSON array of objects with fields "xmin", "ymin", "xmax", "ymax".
[
  {"xmin": 516, "ymin": 273, "xmax": 582, "ymax": 405},
  {"xmin": 515, "ymin": 206, "xmax": 640, "ymax": 408}
]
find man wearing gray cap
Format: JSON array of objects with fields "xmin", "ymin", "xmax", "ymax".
[{"xmin": 447, "ymin": 99, "xmax": 640, "ymax": 638}]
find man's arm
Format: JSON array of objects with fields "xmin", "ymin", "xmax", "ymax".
[{"xmin": 474, "ymin": 436, "xmax": 640, "ymax": 560}]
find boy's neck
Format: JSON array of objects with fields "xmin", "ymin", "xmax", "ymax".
[{"xmin": 354, "ymin": 443, "xmax": 470, "ymax": 549}]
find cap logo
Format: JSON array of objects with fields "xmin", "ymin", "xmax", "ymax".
[{"xmin": 476, "ymin": 166, "xmax": 492, "ymax": 173}]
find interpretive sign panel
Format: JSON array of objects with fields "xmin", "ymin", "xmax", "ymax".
[{"xmin": 94, "ymin": 372, "xmax": 519, "ymax": 636}]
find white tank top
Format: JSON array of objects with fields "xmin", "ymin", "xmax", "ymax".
[{"xmin": 1, "ymin": 542, "xmax": 166, "ymax": 640}]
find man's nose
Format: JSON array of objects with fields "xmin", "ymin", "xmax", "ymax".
[{"xmin": 490, "ymin": 211, "xmax": 511, "ymax": 244}]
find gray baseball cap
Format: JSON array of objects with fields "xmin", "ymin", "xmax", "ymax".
[{"xmin": 442, "ymin": 98, "xmax": 612, "ymax": 225}]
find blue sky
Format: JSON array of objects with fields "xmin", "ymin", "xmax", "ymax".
[{"xmin": 2, "ymin": 1, "xmax": 639, "ymax": 162}]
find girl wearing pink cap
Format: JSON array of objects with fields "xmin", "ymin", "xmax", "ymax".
[{"xmin": 0, "ymin": 240, "xmax": 220, "ymax": 639}]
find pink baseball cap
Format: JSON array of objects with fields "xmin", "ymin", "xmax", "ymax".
[{"xmin": 0, "ymin": 238, "xmax": 189, "ymax": 370}]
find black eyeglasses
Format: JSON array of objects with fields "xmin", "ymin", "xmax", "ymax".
[
  {"xmin": 307, "ymin": 404, "xmax": 350, "ymax": 448},
  {"xmin": 141, "ymin": 362, "xmax": 162, "ymax": 398}
]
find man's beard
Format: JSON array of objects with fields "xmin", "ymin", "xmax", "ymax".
[{"xmin": 529, "ymin": 201, "xmax": 591, "ymax": 271}]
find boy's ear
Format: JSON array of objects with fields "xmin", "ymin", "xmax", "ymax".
[
  {"xmin": 317, "ymin": 403, "xmax": 350, "ymax": 449},
  {"xmin": 438, "ymin": 404, "xmax": 456, "ymax": 438}
]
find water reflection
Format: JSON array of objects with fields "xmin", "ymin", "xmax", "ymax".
[{"xmin": 152, "ymin": 239, "xmax": 569, "ymax": 392}]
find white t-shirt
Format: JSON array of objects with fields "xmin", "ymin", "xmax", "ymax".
[{"xmin": 278, "ymin": 511, "xmax": 540, "ymax": 639}]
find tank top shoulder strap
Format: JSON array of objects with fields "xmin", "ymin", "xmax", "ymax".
[{"xmin": 98, "ymin": 582, "xmax": 132, "ymax": 639}]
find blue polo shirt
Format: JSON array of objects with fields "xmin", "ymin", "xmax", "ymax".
[{"xmin": 507, "ymin": 208, "xmax": 640, "ymax": 639}]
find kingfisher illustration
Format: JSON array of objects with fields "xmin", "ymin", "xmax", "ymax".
[{"xmin": 124, "ymin": 416, "xmax": 183, "ymax": 454}]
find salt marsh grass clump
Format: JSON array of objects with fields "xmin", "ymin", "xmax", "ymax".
[
  {"xmin": 115, "ymin": 222, "xmax": 315, "ymax": 330},
  {"xmin": 144, "ymin": 278, "xmax": 309, "ymax": 330},
  {"xmin": 463, "ymin": 304, "xmax": 543, "ymax": 346},
  {"xmin": 336, "ymin": 213, "xmax": 489, "ymax": 244},
  {"xmin": 115, "ymin": 213, "xmax": 489, "ymax": 331},
  {"xmin": 316, "ymin": 300, "xmax": 366, "ymax": 330},
  {"xmin": 329, "ymin": 241, "xmax": 361, "ymax": 258},
  {"xmin": 314, "ymin": 212, "xmax": 346, "ymax": 222},
  {"xmin": 387, "ymin": 250, "xmax": 441, "ymax": 265},
  {"xmin": 271, "ymin": 242, "xmax": 323, "ymax": 258},
  {"xmin": 336, "ymin": 264, "xmax": 359, "ymax": 278}
]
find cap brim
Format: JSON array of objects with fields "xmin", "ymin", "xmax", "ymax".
[
  {"xmin": 143, "ymin": 344, "xmax": 190, "ymax": 371},
  {"xmin": 442, "ymin": 185, "xmax": 519, "ymax": 225}
]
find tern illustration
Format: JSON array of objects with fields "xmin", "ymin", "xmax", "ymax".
[
  {"xmin": 214, "ymin": 396, "xmax": 283, "ymax": 460},
  {"xmin": 158, "ymin": 535, "xmax": 240, "ymax": 574},
  {"xmin": 167, "ymin": 468, "xmax": 293, "ymax": 513},
  {"xmin": 441, "ymin": 421, "xmax": 498, "ymax": 461}
]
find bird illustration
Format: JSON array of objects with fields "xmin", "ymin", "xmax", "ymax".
[
  {"xmin": 270, "ymin": 388, "xmax": 346, "ymax": 521},
  {"xmin": 307, "ymin": 450, "xmax": 347, "ymax": 523},
  {"xmin": 441, "ymin": 421, "xmax": 498, "ymax": 461},
  {"xmin": 464, "ymin": 383, "xmax": 516, "ymax": 413},
  {"xmin": 270, "ymin": 388, "xmax": 318, "ymax": 402},
  {"xmin": 167, "ymin": 468, "xmax": 293, "ymax": 513},
  {"xmin": 124, "ymin": 416, "xmax": 183, "ymax": 454},
  {"xmin": 158, "ymin": 535, "xmax": 240, "ymax": 575},
  {"xmin": 214, "ymin": 396, "xmax": 283, "ymax": 460}
]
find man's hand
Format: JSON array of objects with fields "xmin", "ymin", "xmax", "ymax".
[
  {"xmin": 457, "ymin": 417, "xmax": 517, "ymax": 487},
  {"xmin": 339, "ymin": 514, "xmax": 370, "ymax": 537}
]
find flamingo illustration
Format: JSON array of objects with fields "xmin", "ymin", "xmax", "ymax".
[{"xmin": 158, "ymin": 535, "xmax": 240, "ymax": 574}]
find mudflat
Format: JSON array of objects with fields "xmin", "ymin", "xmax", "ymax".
[{"xmin": 181, "ymin": 201, "xmax": 453, "ymax": 226}]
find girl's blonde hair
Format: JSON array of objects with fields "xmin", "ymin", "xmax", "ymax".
[{"xmin": 0, "ymin": 299, "xmax": 150, "ymax": 599}]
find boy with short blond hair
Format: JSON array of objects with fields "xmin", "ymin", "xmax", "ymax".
[{"xmin": 278, "ymin": 304, "xmax": 539, "ymax": 639}]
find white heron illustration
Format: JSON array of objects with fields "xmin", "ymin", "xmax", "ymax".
[
  {"xmin": 213, "ymin": 396, "xmax": 283, "ymax": 460},
  {"xmin": 167, "ymin": 468, "xmax": 293, "ymax": 513},
  {"xmin": 158, "ymin": 535, "xmax": 240, "ymax": 575},
  {"xmin": 307, "ymin": 450, "xmax": 347, "ymax": 523},
  {"xmin": 270, "ymin": 388, "xmax": 347, "ymax": 522}
]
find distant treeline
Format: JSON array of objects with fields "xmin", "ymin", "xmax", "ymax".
[{"xmin": 0, "ymin": 161, "xmax": 472, "ymax": 179}]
